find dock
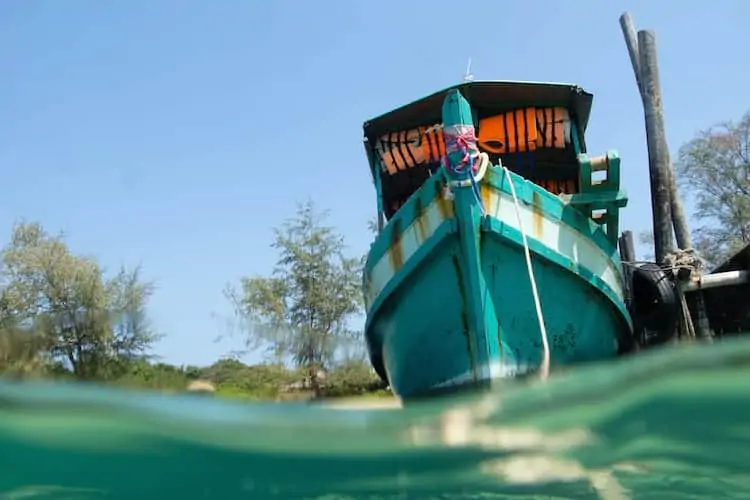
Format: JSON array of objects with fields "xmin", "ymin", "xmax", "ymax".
[{"xmin": 618, "ymin": 13, "xmax": 750, "ymax": 345}]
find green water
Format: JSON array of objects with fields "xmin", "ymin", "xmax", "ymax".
[{"xmin": 2, "ymin": 339, "xmax": 750, "ymax": 500}]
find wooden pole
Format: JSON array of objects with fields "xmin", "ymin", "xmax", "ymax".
[
  {"xmin": 637, "ymin": 29, "xmax": 674, "ymax": 263},
  {"xmin": 620, "ymin": 13, "xmax": 693, "ymax": 253},
  {"xmin": 618, "ymin": 230, "xmax": 636, "ymax": 263},
  {"xmin": 638, "ymin": 32, "xmax": 693, "ymax": 251},
  {"xmin": 666, "ymin": 165, "xmax": 692, "ymax": 249},
  {"xmin": 619, "ymin": 13, "xmax": 710, "ymax": 342},
  {"xmin": 619, "ymin": 13, "xmax": 642, "ymax": 93},
  {"xmin": 618, "ymin": 230, "xmax": 636, "ymax": 309}
]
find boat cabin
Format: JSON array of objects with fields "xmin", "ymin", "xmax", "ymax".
[{"xmin": 363, "ymin": 81, "xmax": 596, "ymax": 225}]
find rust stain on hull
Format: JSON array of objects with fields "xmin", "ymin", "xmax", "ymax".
[
  {"xmin": 531, "ymin": 190, "xmax": 544, "ymax": 239},
  {"xmin": 435, "ymin": 181, "xmax": 455, "ymax": 220},
  {"xmin": 481, "ymin": 185, "xmax": 492, "ymax": 214},
  {"xmin": 437, "ymin": 197, "xmax": 454, "ymax": 220},
  {"xmin": 413, "ymin": 197, "xmax": 428, "ymax": 243},
  {"xmin": 387, "ymin": 218, "xmax": 404, "ymax": 272},
  {"xmin": 386, "ymin": 177, "xmax": 460, "ymax": 275},
  {"xmin": 387, "ymin": 185, "xmax": 455, "ymax": 275}
]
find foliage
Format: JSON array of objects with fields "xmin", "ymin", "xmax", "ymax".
[
  {"xmin": 225, "ymin": 200, "xmax": 363, "ymax": 395},
  {"xmin": 0, "ymin": 324, "xmax": 49, "ymax": 377},
  {"xmin": 367, "ymin": 217, "xmax": 379, "ymax": 235},
  {"xmin": 676, "ymin": 111, "xmax": 750, "ymax": 268},
  {"xmin": 635, "ymin": 111, "xmax": 750, "ymax": 269},
  {"xmin": 0, "ymin": 350, "xmax": 383, "ymax": 401},
  {"xmin": 112, "ymin": 361, "xmax": 192, "ymax": 392},
  {"xmin": 637, "ymin": 230, "xmax": 655, "ymax": 261},
  {"xmin": 199, "ymin": 358, "xmax": 299, "ymax": 399},
  {"xmin": 0, "ymin": 214, "xmax": 385, "ymax": 401},
  {"xmin": 0, "ymin": 221, "xmax": 160, "ymax": 379},
  {"xmin": 325, "ymin": 358, "xmax": 385, "ymax": 397}
]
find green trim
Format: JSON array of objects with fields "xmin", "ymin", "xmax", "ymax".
[
  {"xmin": 485, "ymin": 166, "xmax": 622, "ymax": 261},
  {"xmin": 571, "ymin": 150, "xmax": 627, "ymax": 247},
  {"xmin": 571, "ymin": 121, "xmax": 582, "ymax": 155},
  {"xmin": 482, "ymin": 216, "xmax": 633, "ymax": 333},
  {"xmin": 364, "ymin": 170, "xmax": 448, "ymax": 273},
  {"xmin": 364, "ymin": 220, "xmax": 456, "ymax": 330},
  {"xmin": 373, "ymin": 158, "xmax": 384, "ymax": 231}
]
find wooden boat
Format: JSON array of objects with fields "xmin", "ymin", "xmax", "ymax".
[{"xmin": 362, "ymin": 81, "xmax": 633, "ymax": 399}]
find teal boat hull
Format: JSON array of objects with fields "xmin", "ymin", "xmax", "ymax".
[{"xmin": 363, "ymin": 166, "xmax": 633, "ymax": 399}]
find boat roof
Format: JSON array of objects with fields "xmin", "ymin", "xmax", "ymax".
[{"xmin": 362, "ymin": 80, "xmax": 594, "ymax": 145}]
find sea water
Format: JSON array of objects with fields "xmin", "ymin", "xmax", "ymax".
[{"xmin": 2, "ymin": 338, "xmax": 750, "ymax": 500}]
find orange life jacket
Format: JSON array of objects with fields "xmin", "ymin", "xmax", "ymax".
[{"xmin": 374, "ymin": 125, "xmax": 445, "ymax": 175}]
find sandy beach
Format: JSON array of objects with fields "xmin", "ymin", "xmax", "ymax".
[{"xmin": 319, "ymin": 396, "xmax": 403, "ymax": 410}]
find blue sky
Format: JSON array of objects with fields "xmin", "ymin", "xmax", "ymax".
[{"xmin": 1, "ymin": 1, "xmax": 748, "ymax": 366}]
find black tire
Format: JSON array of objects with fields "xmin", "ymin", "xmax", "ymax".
[{"xmin": 630, "ymin": 263, "xmax": 679, "ymax": 346}]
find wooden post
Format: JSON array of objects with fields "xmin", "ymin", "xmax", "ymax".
[
  {"xmin": 618, "ymin": 230, "xmax": 636, "ymax": 263},
  {"xmin": 619, "ymin": 14, "xmax": 693, "ymax": 254},
  {"xmin": 637, "ymin": 30, "xmax": 674, "ymax": 263},
  {"xmin": 619, "ymin": 13, "xmax": 710, "ymax": 343},
  {"xmin": 618, "ymin": 230, "xmax": 636, "ymax": 310},
  {"xmin": 619, "ymin": 14, "xmax": 642, "ymax": 93},
  {"xmin": 638, "ymin": 32, "xmax": 692, "ymax": 252}
]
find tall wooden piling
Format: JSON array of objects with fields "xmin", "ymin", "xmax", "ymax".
[
  {"xmin": 637, "ymin": 29, "xmax": 675, "ymax": 263},
  {"xmin": 619, "ymin": 14, "xmax": 642, "ymax": 93},
  {"xmin": 619, "ymin": 13, "xmax": 710, "ymax": 341},
  {"xmin": 618, "ymin": 230, "xmax": 636, "ymax": 310},
  {"xmin": 618, "ymin": 230, "xmax": 636, "ymax": 263},
  {"xmin": 619, "ymin": 13, "xmax": 693, "ymax": 259}
]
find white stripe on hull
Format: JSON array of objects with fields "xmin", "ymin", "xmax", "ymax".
[
  {"xmin": 365, "ymin": 183, "xmax": 625, "ymax": 313},
  {"xmin": 483, "ymin": 188, "xmax": 624, "ymax": 300},
  {"xmin": 365, "ymin": 197, "xmax": 451, "ymax": 309}
]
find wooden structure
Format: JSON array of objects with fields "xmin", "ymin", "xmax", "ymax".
[{"xmin": 618, "ymin": 12, "xmax": 749, "ymax": 342}]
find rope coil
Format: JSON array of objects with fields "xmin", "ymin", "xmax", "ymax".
[
  {"xmin": 442, "ymin": 124, "xmax": 487, "ymax": 214},
  {"xmin": 441, "ymin": 124, "xmax": 480, "ymax": 176}
]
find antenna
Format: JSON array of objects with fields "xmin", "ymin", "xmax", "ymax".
[{"xmin": 463, "ymin": 58, "xmax": 474, "ymax": 82}]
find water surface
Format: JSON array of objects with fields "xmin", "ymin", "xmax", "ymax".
[{"xmin": 2, "ymin": 338, "xmax": 749, "ymax": 499}]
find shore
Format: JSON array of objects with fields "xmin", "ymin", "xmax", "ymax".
[{"xmin": 318, "ymin": 395, "xmax": 403, "ymax": 410}]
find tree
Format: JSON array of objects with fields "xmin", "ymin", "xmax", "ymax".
[
  {"xmin": 367, "ymin": 217, "xmax": 379, "ymax": 235},
  {"xmin": 113, "ymin": 360, "xmax": 191, "ymax": 392},
  {"xmin": 225, "ymin": 201, "xmax": 363, "ymax": 396},
  {"xmin": 0, "ymin": 324, "xmax": 49, "ymax": 377},
  {"xmin": 0, "ymin": 221, "xmax": 159, "ymax": 379},
  {"xmin": 676, "ymin": 111, "xmax": 750, "ymax": 268}
]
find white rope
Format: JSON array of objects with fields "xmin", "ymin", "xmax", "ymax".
[
  {"xmin": 473, "ymin": 152, "xmax": 490, "ymax": 182},
  {"xmin": 502, "ymin": 167, "xmax": 550, "ymax": 380},
  {"xmin": 447, "ymin": 152, "xmax": 490, "ymax": 188}
]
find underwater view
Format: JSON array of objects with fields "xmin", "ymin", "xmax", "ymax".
[
  {"xmin": 3, "ymin": 2, "xmax": 750, "ymax": 499},
  {"xmin": 2, "ymin": 337, "xmax": 749, "ymax": 500}
]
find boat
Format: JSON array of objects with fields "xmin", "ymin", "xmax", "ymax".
[{"xmin": 361, "ymin": 81, "xmax": 634, "ymax": 399}]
